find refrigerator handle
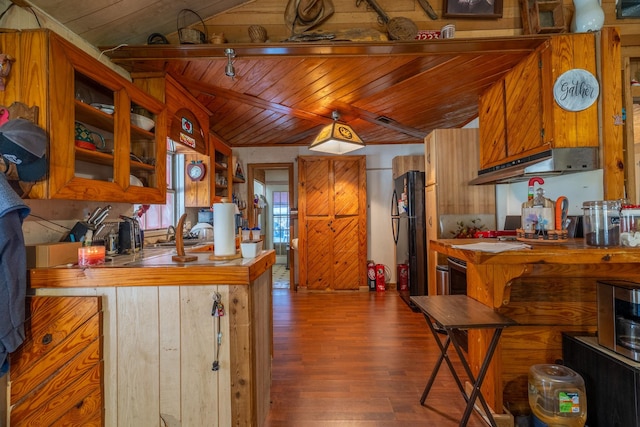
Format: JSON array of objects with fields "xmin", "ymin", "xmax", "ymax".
[
  {"xmin": 391, "ymin": 189, "xmax": 398, "ymax": 217},
  {"xmin": 392, "ymin": 217, "xmax": 399, "ymax": 245}
]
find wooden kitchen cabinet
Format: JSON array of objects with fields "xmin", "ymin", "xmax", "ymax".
[
  {"xmin": 211, "ymin": 134, "xmax": 234, "ymax": 203},
  {"xmin": 478, "ymin": 33, "xmax": 598, "ymax": 171},
  {"xmin": 0, "ymin": 30, "xmax": 167, "ymax": 203},
  {"xmin": 184, "ymin": 152, "xmax": 210, "ymax": 207},
  {"xmin": 424, "ymin": 129, "xmax": 496, "ymax": 295},
  {"xmin": 298, "ymin": 156, "xmax": 367, "ymax": 291},
  {"xmin": 8, "ymin": 296, "xmax": 103, "ymax": 426},
  {"xmin": 184, "ymin": 135, "xmax": 235, "ymax": 206}
]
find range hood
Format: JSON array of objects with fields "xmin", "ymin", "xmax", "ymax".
[{"xmin": 469, "ymin": 147, "xmax": 599, "ymax": 185}]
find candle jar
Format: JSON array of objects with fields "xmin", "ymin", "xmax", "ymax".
[{"xmin": 78, "ymin": 246, "xmax": 106, "ymax": 266}]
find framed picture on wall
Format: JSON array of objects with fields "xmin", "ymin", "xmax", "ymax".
[
  {"xmin": 618, "ymin": 1, "xmax": 640, "ymax": 18},
  {"xmin": 443, "ymin": 0, "xmax": 503, "ymax": 18}
]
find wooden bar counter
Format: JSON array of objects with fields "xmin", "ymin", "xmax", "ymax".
[
  {"xmin": 21, "ymin": 248, "xmax": 275, "ymax": 427},
  {"xmin": 430, "ymin": 238, "xmax": 639, "ymax": 416}
]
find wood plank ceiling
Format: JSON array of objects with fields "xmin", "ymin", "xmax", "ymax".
[
  {"xmin": 106, "ymin": 38, "xmax": 550, "ymax": 148},
  {"xmin": 20, "ymin": 0, "xmax": 551, "ymax": 148}
]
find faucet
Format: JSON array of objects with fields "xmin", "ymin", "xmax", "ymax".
[{"xmin": 166, "ymin": 225, "xmax": 176, "ymax": 241}]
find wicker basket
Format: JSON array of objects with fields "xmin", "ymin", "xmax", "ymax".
[
  {"xmin": 248, "ymin": 25, "xmax": 267, "ymax": 43},
  {"xmin": 177, "ymin": 9, "xmax": 207, "ymax": 44},
  {"xmin": 387, "ymin": 17, "xmax": 418, "ymax": 41}
]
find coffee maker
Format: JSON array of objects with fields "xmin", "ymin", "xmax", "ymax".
[{"xmin": 118, "ymin": 216, "xmax": 143, "ymax": 254}]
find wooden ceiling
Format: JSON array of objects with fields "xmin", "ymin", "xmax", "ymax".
[
  {"xmin": 106, "ymin": 36, "xmax": 550, "ymax": 148},
  {"xmin": 14, "ymin": 0, "xmax": 552, "ymax": 148},
  {"xmin": 26, "ymin": 0, "xmax": 252, "ymax": 46}
]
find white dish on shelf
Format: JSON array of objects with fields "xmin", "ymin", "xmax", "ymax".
[
  {"xmin": 131, "ymin": 113, "xmax": 154, "ymax": 131},
  {"xmin": 90, "ymin": 103, "xmax": 114, "ymax": 114},
  {"xmin": 130, "ymin": 175, "xmax": 144, "ymax": 187}
]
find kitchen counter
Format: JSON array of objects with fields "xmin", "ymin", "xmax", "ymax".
[
  {"xmin": 430, "ymin": 238, "xmax": 640, "ymax": 416},
  {"xmin": 28, "ymin": 249, "xmax": 275, "ymax": 426},
  {"xmin": 29, "ymin": 247, "xmax": 275, "ymax": 288}
]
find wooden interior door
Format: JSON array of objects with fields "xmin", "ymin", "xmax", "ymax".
[{"xmin": 299, "ymin": 156, "xmax": 366, "ymax": 290}]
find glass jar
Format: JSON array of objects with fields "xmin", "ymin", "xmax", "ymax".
[
  {"xmin": 620, "ymin": 205, "xmax": 640, "ymax": 247},
  {"xmin": 582, "ymin": 200, "xmax": 621, "ymax": 247}
]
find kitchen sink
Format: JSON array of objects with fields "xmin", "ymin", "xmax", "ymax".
[{"xmin": 153, "ymin": 239, "xmax": 204, "ymax": 247}]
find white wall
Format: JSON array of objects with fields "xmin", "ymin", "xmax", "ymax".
[
  {"xmin": 233, "ymin": 143, "xmax": 425, "ymax": 283},
  {"xmin": 495, "ymin": 169, "xmax": 604, "ymax": 229}
]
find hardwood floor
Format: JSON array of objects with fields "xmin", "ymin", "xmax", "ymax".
[{"xmin": 265, "ymin": 289, "xmax": 489, "ymax": 426}]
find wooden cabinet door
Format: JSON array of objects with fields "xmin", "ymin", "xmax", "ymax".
[
  {"xmin": 479, "ymin": 46, "xmax": 546, "ymax": 169},
  {"xmin": 425, "ymin": 133, "xmax": 437, "ymax": 186},
  {"xmin": 299, "ymin": 156, "xmax": 366, "ymax": 290},
  {"xmin": 478, "ymin": 79, "xmax": 507, "ymax": 170},
  {"xmin": 184, "ymin": 153, "xmax": 211, "ymax": 207},
  {"xmin": 425, "ymin": 185, "xmax": 438, "ymax": 296},
  {"xmin": 504, "ymin": 45, "xmax": 546, "ymax": 159}
]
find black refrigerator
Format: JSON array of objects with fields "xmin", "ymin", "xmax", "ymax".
[{"xmin": 391, "ymin": 170, "xmax": 427, "ymax": 309}]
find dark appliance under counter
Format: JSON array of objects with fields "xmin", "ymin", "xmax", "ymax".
[
  {"xmin": 446, "ymin": 257, "xmax": 468, "ymax": 352},
  {"xmin": 563, "ymin": 333, "xmax": 640, "ymax": 427}
]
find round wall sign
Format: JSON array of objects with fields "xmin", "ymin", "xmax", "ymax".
[{"xmin": 553, "ymin": 69, "xmax": 599, "ymax": 112}]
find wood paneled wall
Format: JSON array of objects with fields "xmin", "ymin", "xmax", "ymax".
[{"xmin": 179, "ymin": 0, "xmax": 640, "ymax": 44}]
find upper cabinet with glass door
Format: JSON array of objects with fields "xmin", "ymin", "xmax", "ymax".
[{"xmin": 0, "ymin": 30, "xmax": 167, "ymax": 203}]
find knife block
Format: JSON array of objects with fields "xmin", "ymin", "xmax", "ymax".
[{"xmin": 63, "ymin": 221, "xmax": 92, "ymax": 243}]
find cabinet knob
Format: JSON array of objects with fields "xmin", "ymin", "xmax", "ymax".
[{"xmin": 42, "ymin": 333, "xmax": 53, "ymax": 345}]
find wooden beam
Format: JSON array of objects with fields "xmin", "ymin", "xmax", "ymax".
[
  {"xmin": 599, "ymin": 27, "xmax": 626, "ymax": 200},
  {"xmin": 102, "ymin": 37, "xmax": 551, "ymax": 62}
]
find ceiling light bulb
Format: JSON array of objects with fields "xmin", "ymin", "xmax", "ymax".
[
  {"xmin": 224, "ymin": 48, "xmax": 236, "ymax": 79},
  {"xmin": 225, "ymin": 62, "xmax": 235, "ymax": 78}
]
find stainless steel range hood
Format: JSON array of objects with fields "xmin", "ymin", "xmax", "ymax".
[{"xmin": 469, "ymin": 147, "xmax": 599, "ymax": 185}]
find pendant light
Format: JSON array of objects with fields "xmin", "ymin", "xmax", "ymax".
[
  {"xmin": 309, "ymin": 111, "xmax": 364, "ymax": 155},
  {"xmin": 224, "ymin": 48, "xmax": 236, "ymax": 79}
]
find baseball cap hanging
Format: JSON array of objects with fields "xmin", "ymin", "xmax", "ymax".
[
  {"xmin": 285, "ymin": 0, "xmax": 335, "ymax": 35},
  {"xmin": 0, "ymin": 118, "xmax": 47, "ymax": 182}
]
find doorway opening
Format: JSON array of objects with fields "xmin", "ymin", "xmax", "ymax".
[{"xmin": 248, "ymin": 163, "xmax": 295, "ymax": 290}]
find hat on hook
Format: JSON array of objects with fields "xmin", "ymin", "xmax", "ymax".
[
  {"xmin": 285, "ymin": 0, "xmax": 335, "ymax": 34},
  {"xmin": 0, "ymin": 118, "xmax": 47, "ymax": 182}
]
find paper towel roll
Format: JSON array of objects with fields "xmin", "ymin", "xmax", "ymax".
[{"xmin": 213, "ymin": 203, "xmax": 236, "ymax": 256}]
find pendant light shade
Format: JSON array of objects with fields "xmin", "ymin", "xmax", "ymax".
[{"xmin": 309, "ymin": 111, "xmax": 364, "ymax": 155}]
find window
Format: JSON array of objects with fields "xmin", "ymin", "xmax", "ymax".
[
  {"xmin": 272, "ymin": 191, "xmax": 289, "ymax": 245},
  {"xmin": 135, "ymin": 140, "xmax": 182, "ymax": 230}
]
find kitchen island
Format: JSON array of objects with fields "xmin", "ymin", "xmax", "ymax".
[
  {"xmin": 429, "ymin": 239, "xmax": 639, "ymax": 416},
  {"xmin": 20, "ymin": 248, "xmax": 275, "ymax": 427}
]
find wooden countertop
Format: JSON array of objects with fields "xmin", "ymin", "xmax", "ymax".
[
  {"xmin": 431, "ymin": 238, "xmax": 640, "ymax": 265},
  {"xmin": 29, "ymin": 248, "xmax": 276, "ymax": 288}
]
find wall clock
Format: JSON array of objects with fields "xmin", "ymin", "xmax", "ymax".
[{"xmin": 187, "ymin": 161, "xmax": 206, "ymax": 181}]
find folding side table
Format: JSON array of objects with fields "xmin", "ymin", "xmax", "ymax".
[{"xmin": 411, "ymin": 295, "xmax": 517, "ymax": 427}]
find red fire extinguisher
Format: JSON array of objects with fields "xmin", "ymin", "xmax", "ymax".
[
  {"xmin": 367, "ymin": 260, "xmax": 376, "ymax": 291},
  {"xmin": 376, "ymin": 264, "xmax": 386, "ymax": 292},
  {"xmin": 397, "ymin": 264, "xmax": 409, "ymax": 291}
]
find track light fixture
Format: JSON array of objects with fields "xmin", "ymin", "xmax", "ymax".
[
  {"xmin": 309, "ymin": 111, "xmax": 365, "ymax": 155},
  {"xmin": 224, "ymin": 48, "xmax": 236, "ymax": 79}
]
